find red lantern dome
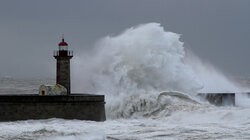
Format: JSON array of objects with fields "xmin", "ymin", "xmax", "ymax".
[{"xmin": 58, "ymin": 37, "xmax": 68, "ymax": 46}]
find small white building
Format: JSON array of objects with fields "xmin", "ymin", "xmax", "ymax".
[{"xmin": 39, "ymin": 84, "xmax": 67, "ymax": 96}]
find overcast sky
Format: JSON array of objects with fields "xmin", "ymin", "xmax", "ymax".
[{"xmin": 0, "ymin": 0, "xmax": 249, "ymax": 78}]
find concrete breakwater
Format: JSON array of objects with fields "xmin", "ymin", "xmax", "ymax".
[
  {"xmin": 0, "ymin": 94, "xmax": 106, "ymax": 121},
  {"xmin": 198, "ymin": 93, "xmax": 235, "ymax": 106}
]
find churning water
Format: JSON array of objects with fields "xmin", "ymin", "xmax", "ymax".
[{"xmin": 1, "ymin": 23, "xmax": 250, "ymax": 140}]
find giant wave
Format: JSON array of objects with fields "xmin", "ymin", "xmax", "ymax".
[{"xmin": 72, "ymin": 23, "xmax": 247, "ymax": 119}]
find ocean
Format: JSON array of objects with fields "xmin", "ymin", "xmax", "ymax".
[
  {"xmin": 1, "ymin": 23, "xmax": 250, "ymax": 140},
  {"xmin": 0, "ymin": 77, "xmax": 250, "ymax": 140}
]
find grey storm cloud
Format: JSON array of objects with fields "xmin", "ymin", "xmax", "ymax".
[{"xmin": 0, "ymin": 0, "xmax": 250, "ymax": 77}]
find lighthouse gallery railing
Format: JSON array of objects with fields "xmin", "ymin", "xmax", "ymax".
[{"xmin": 53, "ymin": 50, "xmax": 73, "ymax": 57}]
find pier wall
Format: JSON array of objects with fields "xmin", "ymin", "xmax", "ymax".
[
  {"xmin": 198, "ymin": 93, "xmax": 235, "ymax": 106},
  {"xmin": 0, "ymin": 94, "xmax": 106, "ymax": 121}
]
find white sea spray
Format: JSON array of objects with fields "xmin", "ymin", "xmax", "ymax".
[{"xmin": 72, "ymin": 23, "xmax": 247, "ymax": 118}]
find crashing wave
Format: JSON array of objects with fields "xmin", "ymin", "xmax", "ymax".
[
  {"xmin": 72, "ymin": 23, "xmax": 245, "ymax": 119},
  {"xmin": 106, "ymin": 91, "xmax": 202, "ymax": 119}
]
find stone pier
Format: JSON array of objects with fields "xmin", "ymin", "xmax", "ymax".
[
  {"xmin": 198, "ymin": 93, "xmax": 235, "ymax": 106},
  {"xmin": 0, "ymin": 94, "xmax": 106, "ymax": 121}
]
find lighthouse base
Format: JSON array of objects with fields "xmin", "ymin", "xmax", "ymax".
[{"xmin": 0, "ymin": 94, "xmax": 106, "ymax": 121}]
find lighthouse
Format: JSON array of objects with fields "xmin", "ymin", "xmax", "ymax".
[{"xmin": 54, "ymin": 36, "xmax": 73, "ymax": 95}]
